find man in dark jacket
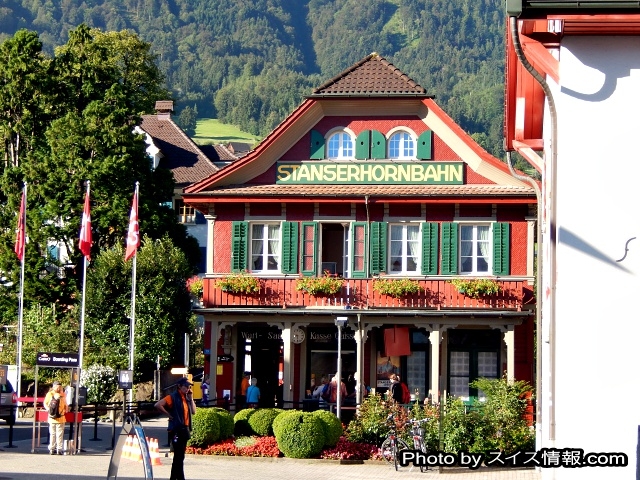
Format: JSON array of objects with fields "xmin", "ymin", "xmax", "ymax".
[{"xmin": 155, "ymin": 377, "xmax": 197, "ymax": 480}]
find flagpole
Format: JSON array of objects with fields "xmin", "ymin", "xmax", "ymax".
[
  {"xmin": 16, "ymin": 183, "xmax": 27, "ymax": 400},
  {"xmin": 75, "ymin": 180, "xmax": 90, "ymax": 453},
  {"xmin": 128, "ymin": 181, "xmax": 139, "ymax": 406}
]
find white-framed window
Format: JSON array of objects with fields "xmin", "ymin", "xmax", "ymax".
[
  {"xmin": 327, "ymin": 131, "xmax": 354, "ymax": 159},
  {"xmin": 389, "ymin": 224, "xmax": 420, "ymax": 274},
  {"xmin": 251, "ymin": 223, "xmax": 281, "ymax": 272},
  {"xmin": 388, "ymin": 131, "xmax": 416, "ymax": 159},
  {"xmin": 460, "ymin": 224, "xmax": 491, "ymax": 274},
  {"xmin": 175, "ymin": 199, "xmax": 196, "ymax": 224}
]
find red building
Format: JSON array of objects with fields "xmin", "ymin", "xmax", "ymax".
[{"xmin": 184, "ymin": 54, "xmax": 536, "ymax": 411}]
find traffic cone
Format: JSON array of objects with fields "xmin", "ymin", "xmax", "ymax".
[
  {"xmin": 131, "ymin": 435, "xmax": 143, "ymax": 462},
  {"xmin": 149, "ymin": 437, "xmax": 162, "ymax": 466},
  {"xmin": 121, "ymin": 435, "xmax": 132, "ymax": 460}
]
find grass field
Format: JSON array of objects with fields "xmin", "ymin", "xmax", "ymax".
[{"xmin": 193, "ymin": 118, "xmax": 260, "ymax": 146}]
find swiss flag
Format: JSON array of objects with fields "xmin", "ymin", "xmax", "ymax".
[
  {"xmin": 78, "ymin": 191, "xmax": 92, "ymax": 260},
  {"xmin": 125, "ymin": 190, "xmax": 140, "ymax": 261},
  {"xmin": 14, "ymin": 190, "xmax": 26, "ymax": 261}
]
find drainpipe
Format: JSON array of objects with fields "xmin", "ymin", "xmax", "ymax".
[
  {"xmin": 364, "ymin": 195, "xmax": 371, "ymax": 308},
  {"xmin": 509, "ymin": 15, "xmax": 558, "ymax": 443}
]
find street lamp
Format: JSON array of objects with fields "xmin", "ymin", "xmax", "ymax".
[{"xmin": 334, "ymin": 316, "xmax": 348, "ymax": 420}]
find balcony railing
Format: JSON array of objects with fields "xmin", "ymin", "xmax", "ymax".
[{"xmin": 202, "ymin": 278, "xmax": 531, "ymax": 310}]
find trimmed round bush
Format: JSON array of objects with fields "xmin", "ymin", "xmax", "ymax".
[
  {"xmin": 188, "ymin": 408, "xmax": 220, "ymax": 447},
  {"xmin": 248, "ymin": 408, "xmax": 284, "ymax": 436},
  {"xmin": 234, "ymin": 408, "xmax": 258, "ymax": 436},
  {"xmin": 272, "ymin": 409, "xmax": 293, "ymax": 438},
  {"xmin": 211, "ymin": 407, "xmax": 234, "ymax": 439},
  {"xmin": 274, "ymin": 410, "xmax": 326, "ymax": 458},
  {"xmin": 312, "ymin": 409, "xmax": 343, "ymax": 447}
]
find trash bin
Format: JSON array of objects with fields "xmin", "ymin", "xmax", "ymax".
[{"xmin": 302, "ymin": 399, "xmax": 319, "ymax": 412}]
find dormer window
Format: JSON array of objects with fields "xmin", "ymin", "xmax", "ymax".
[
  {"xmin": 327, "ymin": 131, "xmax": 354, "ymax": 159},
  {"xmin": 388, "ymin": 131, "xmax": 416, "ymax": 159}
]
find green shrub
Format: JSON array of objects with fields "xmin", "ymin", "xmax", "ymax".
[
  {"xmin": 312, "ymin": 410, "xmax": 343, "ymax": 447},
  {"xmin": 248, "ymin": 408, "xmax": 284, "ymax": 436},
  {"xmin": 210, "ymin": 407, "xmax": 234, "ymax": 439},
  {"xmin": 234, "ymin": 408, "xmax": 258, "ymax": 436},
  {"xmin": 80, "ymin": 364, "xmax": 117, "ymax": 404},
  {"xmin": 271, "ymin": 409, "xmax": 291, "ymax": 438},
  {"xmin": 188, "ymin": 408, "xmax": 220, "ymax": 447},
  {"xmin": 274, "ymin": 410, "xmax": 325, "ymax": 458},
  {"xmin": 346, "ymin": 393, "xmax": 407, "ymax": 445}
]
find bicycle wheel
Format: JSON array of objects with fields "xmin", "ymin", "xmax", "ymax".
[
  {"xmin": 419, "ymin": 441, "xmax": 428, "ymax": 472},
  {"xmin": 395, "ymin": 439, "xmax": 410, "ymax": 470},
  {"xmin": 380, "ymin": 438, "xmax": 395, "ymax": 466}
]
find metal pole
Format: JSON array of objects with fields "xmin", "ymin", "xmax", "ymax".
[{"xmin": 336, "ymin": 324, "xmax": 342, "ymax": 420}]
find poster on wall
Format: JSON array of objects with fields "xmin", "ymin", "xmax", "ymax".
[{"xmin": 376, "ymin": 352, "xmax": 400, "ymax": 388}]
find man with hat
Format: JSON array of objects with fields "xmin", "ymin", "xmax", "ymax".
[{"xmin": 155, "ymin": 377, "xmax": 196, "ymax": 480}]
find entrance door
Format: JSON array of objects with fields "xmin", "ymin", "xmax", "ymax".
[{"xmin": 240, "ymin": 327, "xmax": 283, "ymax": 407}]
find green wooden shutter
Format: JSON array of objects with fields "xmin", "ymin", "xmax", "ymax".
[
  {"xmin": 417, "ymin": 130, "xmax": 433, "ymax": 160},
  {"xmin": 371, "ymin": 130, "xmax": 386, "ymax": 159},
  {"xmin": 370, "ymin": 222, "xmax": 388, "ymax": 275},
  {"xmin": 301, "ymin": 222, "xmax": 318, "ymax": 276},
  {"xmin": 492, "ymin": 222, "xmax": 510, "ymax": 275},
  {"xmin": 351, "ymin": 222, "xmax": 368, "ymax": 278},
  {"xmin": 231, "ymin": 221, "xmax": 248, "ymax": 272},
  {"xmin": 310, "ymin": 129, "xmax": 324, "ymax": 159},
  {"xmin": 281, "ymin": 222, "xmax": 299, "ymax": 274},
  {"xmin": 421, "ymin": 222, "xmax": 439, "ymax": 275},
  {"xmin": 355, "ymin": 130, "xmax": 370, "ymax": 159},
  {"xmin": 441, "ymin": 222, "xmax": 458, "ymax": 275}
]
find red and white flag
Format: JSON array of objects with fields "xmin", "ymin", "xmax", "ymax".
[
  {"xmin": 14, "ymin": 189, "xmax": 26, "ymax": 261},
  {"xmin": 125, "ymin": 189, "xmax": 140, "ymax": 261},
  {"xmin": 78, "ymin": 190, "xmax": 92, "ymax": 260}
]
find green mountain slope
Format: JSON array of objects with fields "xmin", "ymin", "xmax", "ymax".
[{"xmin": 0, "ymin": 0, "xmax": 507, "ymax": 157}]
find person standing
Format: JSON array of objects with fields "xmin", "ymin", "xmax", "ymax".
[
  {"xmin": 43, "ymin": 381, "xmax": 68, "ymax": 455},
  {"xmin": 201, "ymin": 375, "xmax": 210, "ymax": 406},
  {"xmin": 155, "ymin": 377, "xmax": 197, "ymax": 480},
  {"xmin": 245, "ymin": 377, "xmax": 260, "ymax": 408},
  {"xmin": 328, "ymin": 374, "xmax": 348, "ymax": 404},
  {"xmin": 238, "ymin": 371, "xmax": 250, "ymax": 409},
  {"xmin": 389, "ymin": 374, "xmax": 403, "ymax": 403}
]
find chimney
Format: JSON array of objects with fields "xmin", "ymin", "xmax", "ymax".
[{"xmin": 155, "ymin": 100, "xmax": 174, "ymax": 120}]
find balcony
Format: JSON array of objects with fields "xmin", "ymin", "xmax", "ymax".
[{"xmin": 202, "ymin": 278, "xmax": 531, "ymax": 310}]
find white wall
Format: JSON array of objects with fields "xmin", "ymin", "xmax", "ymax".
[{"xmin": 543, "ymin": 36, "xmax": 640, "ymax": 479}]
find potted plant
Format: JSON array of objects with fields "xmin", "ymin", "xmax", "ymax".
[
  {"xmin": 186, "ymin": 275, "xmax": 204, "ymax": 299},
  {"xmin": 216, "ymin": 271, "xmax": 261, "ymax": 294},
  {"xmin": 448, "ymin": 278, "xmax": 500, "ymax": 298},
  {"xmin": 372, "ymin": 278, "xmax": 422, "ymax": 298},
  {"xmin": 295, "ymin": 271, "xmax": 344, "ymax": 296}
]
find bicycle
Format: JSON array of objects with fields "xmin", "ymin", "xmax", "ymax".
[
  {"xmin": 380, "ymin": 414, "xmax": 410, "ymax": 470},
  {"xmin": 407, "ymin": 418, "xmax": 430, "ymax": 472}
]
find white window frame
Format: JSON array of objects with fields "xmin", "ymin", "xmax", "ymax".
[
  {"xmin": 459, "ymin": 223, "xmax": 492, "ymax": 275},
  {"xmin": 250, "ymin": 223, "xmax": 281, "ymax": 273},
  {"xmin": 388, "ymin": 130, "xmax": 416, "ymax": 159},
  {"xmin": 326, "ymin": 130, "xmax": 354, "ymax": 159},
  {"xmin": 388, "ymin": 223, "xmax": 420, "ymax": 275},
  {"xmin": 175, "ymin": 198, "xmax": 196, "ymax": 224}
]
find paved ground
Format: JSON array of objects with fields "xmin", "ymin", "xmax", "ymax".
[{"xmin": 0, "ymin": 417, "xmax": 540, "ymax": 480}]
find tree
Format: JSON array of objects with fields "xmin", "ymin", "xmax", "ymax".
[
  {"xmin": 177, "ymin": 105, "xmax": 198, "ymax": 136},
  {"xmin": 0, "ymin": 26, "xmax": 195, "ymax": 373},
  {"xmin": 85, "ymin": 236, "xmax": 195, "ymax": 381}
]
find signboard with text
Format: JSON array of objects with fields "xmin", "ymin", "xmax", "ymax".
[{"xmin": 36, "ymin": 352, "xmax": 79, "ymax": 367}]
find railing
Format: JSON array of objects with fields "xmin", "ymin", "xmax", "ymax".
[{"xmin": 203, "ymin": 278, "xmax": 531, "ymax": 310}]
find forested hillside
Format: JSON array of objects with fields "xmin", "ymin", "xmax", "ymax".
[{"xmin": 0, "ymin": 0, "xmax": 507, "ymax": 157}]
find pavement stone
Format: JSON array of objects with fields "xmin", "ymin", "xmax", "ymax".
[{"xmin": 0, "ymin": 417, "xmax": 540, "ymax": 480}]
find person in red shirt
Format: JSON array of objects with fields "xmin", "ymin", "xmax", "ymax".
[{"xmin": 155, "ymin": 377, "xmax": 196, "ymax": 480}]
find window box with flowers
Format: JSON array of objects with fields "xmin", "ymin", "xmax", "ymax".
[
  {"xmin": 187, "ymin": 275, "xmax": 204, "ymax": 298},
  {"xmin": 296, "ymin": 272, "xmax": 345, "ymax": 296},
  {"xmin": 372, "ymin": 278, "xmax": 422, "ymax": 298},
  {"xmin": 448, "ymin": 278, "xmax": 501, "ymax": 298},
  {"xmin": 216, "ymin": 271, "xmax": 261, "ymax": 295}
]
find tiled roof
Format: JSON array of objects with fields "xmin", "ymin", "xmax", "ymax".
[
  {"xmin": 194, "ymin": 184, "xmax": 535, "ymax": 198},
  {"xmin": 154, "ymin": 100, "xmax": 174, "ymax": 112},
  {"xmin": 311, "ymin": 53, "xmax": 429, "ymax": 97},
  {"xmin": 140, "ymin": 115, "xmax": 220, "ymax": 186},
  {"xmin": 199, "ymin": 144, "xmax": 238, "ymax": 162}
]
